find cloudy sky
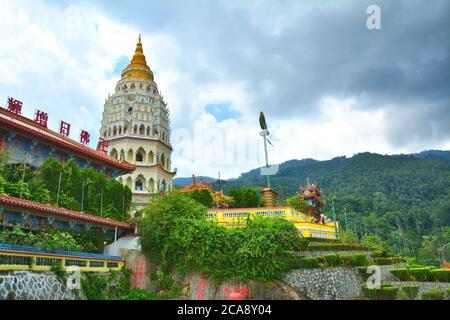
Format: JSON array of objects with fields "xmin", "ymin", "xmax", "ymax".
[{"xmin": 0, "ymin": 0, "xmax": 449, "ymax": 178}]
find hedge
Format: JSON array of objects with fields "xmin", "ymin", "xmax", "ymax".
[
  {"xmin": 381, "ymin": 286, "xmax": 399, "ymax": 300},
  {"xmin": 299, "ymin": 256, "xmax": 320, "ymax": 268},
  {"xmin": 354, "ymin": 254, "xmax": 369, "ymax": 266},
  {"xmin": 421, "ymin": 288, "xmax": 444, "ymax": 300},
  {"xmin": 306, "ymin": 243, "xmax": 372, "ymax": 252},
  {"xmin": 362, "ymin": 285, "xmax": 399, "ymax": 300},
  {"xmin": 372, "ymin": 257, "xmax": 405, "ymax": 265},
  {"xmin": 400, "ymin": 285, "xmax": 420, "ymax": 300},
  {"xmin": 429, "ymin": 269, "xmax": 450, "ymax": 282},
  {"xmin": 391, "ymin": 267, "xmax": 449, "ymax": 282},
  {"xmin": 323, "ymin": 254, "xmax": 340, "ymax": 267},
  {"xmin": 339, "ymin": 254, "xmax": 357, "ymax": 266}
]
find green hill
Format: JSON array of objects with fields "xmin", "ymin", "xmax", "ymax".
[{"xmin": 212, "ymin": 151, "xmax": 450, "ymax": 264}]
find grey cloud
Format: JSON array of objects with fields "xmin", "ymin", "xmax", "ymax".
[{"xmin": 60, "ymin": 0, "xmax": 450, "ymax": 148}]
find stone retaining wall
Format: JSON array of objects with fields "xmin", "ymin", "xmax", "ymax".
[
  {"xmin": 0, "ymin": 271, "xmax": 83, "ymax": 300},
  {"xmin": 283, "ymin": 267, "xmax": 363, "ymax": 300}
]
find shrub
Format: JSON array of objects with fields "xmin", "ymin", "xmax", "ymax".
[
  {"xmin": 300, "ymin": 257, "xmax": 319, "ymax": 269},
  {"xmin": 323, "ymin": 254, "xmax": 340, "ymax": 267},
  {"xmin": 372, "ymin": 257, "xmax": 405, "ymax": 265},
  {"xmin": 362, "ymin": 285, "xmax": 399, "ymax": 300},
  {"xmin": 390, "ymin": 268, "xmax": 410, "ymax": 281},
  {"xmin": 447, "ymin": 288, "xmax": 450, "ymax": 299},
  {"xmin": 81, "ymin": 273, "xmax": 108, "ymax": 300},
  {"xmin": 354, "ymin": 254, "xmax": 369, "ymax": 266},
  {"xmin": 117, "ymin": 288, "xmax": 160, "ymax": 300},
  {"xmin": 409, "ymin": 267, "xmax": 432, "ymax": 282},
  {"xmin": 357, "ymin": 266, "xmax": 371, "ymax": 281},
  {"xmin": 299, "ymin": 256, "xmax": 319, "ymax": 269},
  {"xmin": 400, "ymin": 285, "xmax": 420, "ymax": 300},
  {"xmin": 421, "ymin": 288, "xmax": 444, "ymax": 300},
  {"xmin": 381, "ymin": 286, "xmax": 399, "ymax": 300},
  {"xmin": 429, "ymin": 269, "xmax": 450, "ymax": 282},
  {"xmin": 139, "ymin": 193, "xmax": 300, "ymax": 281},
  {"xmin": 362, "ymin": 285, "xmax": 379, "ymax": 300},
  {"xmin": 339, "ymin": 254, "xmax": 357, "ymax": 266}
]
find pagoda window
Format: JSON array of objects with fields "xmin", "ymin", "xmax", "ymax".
[
  {"xmin": 135, "ymin": 180, "xmax": 143, "ymax": 191},
  {"xmin": 127, "ymin": 149, "xmax": 134, "ymax": 162},
  {"xmin": 148, "ymin": 151, "xmax": 154, "ymax": 163},
  {"xmin": 131, "ymin": 83, "xmax": 135, "ymax": 90},
  {"xmin": 133, "ymin": 125, "xmax": 138, "ymax": 134},
  {"xmin": 139, "ymin": 124, "xmax": 145, "ymax": 135},
  {"xmin": 113, "ymin": 126, "xmax": 117, "ymax": 136},
  {"xmin": 146, "ymin": 126, "xmax": 151, "ymax": 136},
  {"xmin": 123, "ymin": 126, "xmax": 127, "ymax": 133},
  {"xmin": 139, "ymin": 83, "xmax": 143, "ymax": 89},
  {"xmin": 103, "ymin": 131, "xmax": 107, "ymax": 137},
  {"xmin": 119, "ymin": 150, "xmax": 125, "ymax": 161},
  {"xmin": 118, "ymin": 126, "xmax": 122, "ymax": 135},
  {"xmin": 160, "ymin": 153, "xmax": 166, "ymax": 168},
  {"xmin": 148, "ymin": 178, "xmax": 155, "ymax": 193},
  {"xmin": 136, "ymin": 148, "xmax": 145, "ymax": 162}
]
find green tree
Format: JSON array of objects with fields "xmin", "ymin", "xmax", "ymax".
[
  {"xmin": 189, "ymin": 189, "xmax": 213, "ymax": 208},
  {"xmin": 229, "ymin": 188, "xmax": 260, "ymax": 208}
]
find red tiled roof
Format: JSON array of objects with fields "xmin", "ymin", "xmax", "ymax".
[
  {"xmin": 0, "ymin": 194, "xmax": 132, "ymax": 229},
  {"xmin": 0, "ymin": 107, "xmax": 135, "ymax": 171}
]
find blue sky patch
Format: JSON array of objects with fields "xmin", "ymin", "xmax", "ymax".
[
  {"xmin": 113, "ymin": 55, "xmax": 130, "ymax": 75},
  {"xmin": 205, "ymin": 103, "xmax": 242, "ymax": 121}
]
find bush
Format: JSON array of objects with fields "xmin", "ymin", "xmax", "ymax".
[
  {"xmin": 339, "ymin": 254, "xmax": 357, "ymax": 266},
  {"xmin": 354, "ymin": 254, "xmax": 369, "ymax": 266},
  {"xmin": 400, "ymin": 285, "xmax": 420, "ymax": 300},
  {"xmin": 116, "ymin": 288, "xmax": 160, "ymax": 300},
  {"xmin": 381, "ymin": 286, "xmax": 399, "ymax": 300},
  {"xmin": 409, "ymin": 267, "xmax": 432, "ymax": 282},
  {"xmin": 447, "ymin": 288, "xmax": 450, "ymax": 299},
  {"xmin": 390, "ymin": 268, "xmax": 410, "ymax": 281},
  {"xmin": 323, "ymin": 254, "xmax": 340, "ymax": 267},
  {"xmin": 429, "ymin": 269, "xmax": 450, "ymax": 282},
  {"xmin": 421, "ymin": 288, "xmax": 444, "ymax": 300},
  {"xmin": 81, "ymin": 273, "xmax": 108, "ymax": 300},
  {"xmin": 299, "ymin": 256, "xmax": 319, "ymax": 269},
  {"xmin": 362, "ymin": 285, "xmax": 399, "ymax": 300},
  {"xmin": 372, "ymin": 257, "xmax": 405, "ymax": 265},
  {"xmin": 139, "ymin": 193, "xmax": 300, "ymax": 280}
]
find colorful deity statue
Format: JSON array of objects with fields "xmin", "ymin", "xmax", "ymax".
[{"xmin": 298, "ymin": 178, "xmax": 326, "ymax": 223}]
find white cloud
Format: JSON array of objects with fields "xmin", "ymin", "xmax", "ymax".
[{"xmin": 0, "ymin": 0, "xmax": 448, "ymax": 180}]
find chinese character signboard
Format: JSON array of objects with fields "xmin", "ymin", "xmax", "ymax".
[
  {"xmin": 6, "ymin": 97, "xmax": 23, "ymax": 115},
  {"xmin": 59, "ymin": 121, "xmax": 71, "ymax": 137},
  {"xmin": 97, "ymin": 137, "xmax": 108, "ymax": 154},
  {"xmin": 34, "ymin": 110, "xmax": 48, "ymax": 127},
  {"xmin": 80, "ymin": 130, "xmax": 90, "ymax": 145}
]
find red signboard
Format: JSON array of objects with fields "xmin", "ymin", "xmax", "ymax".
[
  {"xmin": 80, "ymin": 130, "xmax": 90, "ymax": 145},
  {"xmin": 97, "ymin": 137, "xmax": 108, "ymax": 154},
  {"xmin": 6, "ymin": 97, "xmax": 23, "ymax": 115},
  {"xmin": 59, "ymin": 121, "xmax": 71, "ymax": 137},
  {"xmin": 34, "ymin": 110, "xmax": 48, "ymax": 127}
]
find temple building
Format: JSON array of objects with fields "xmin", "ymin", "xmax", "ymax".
[
  {"xmin": 0, "ymin": 103, "xmax": 135, "ymax": 177},
  {"xmin": 99, "ymin": 36, "xmax": 176, "ymax": 212}
]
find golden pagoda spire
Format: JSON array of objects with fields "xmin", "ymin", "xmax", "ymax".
[{"xmin": 121, "ymin": 35, "xmax": 154, "ymax": 81}]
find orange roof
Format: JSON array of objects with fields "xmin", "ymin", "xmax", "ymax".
[
  {"xmin": 0, "ymin": 194, "xmax": 132, "ymax": 230},
  {"xmin": 0, "ymin": 107, "xmax": 135, "ymax": 172},
  {"xmin": 179, "ymin": 175, "xmax": 211, "ymax": 193}
]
